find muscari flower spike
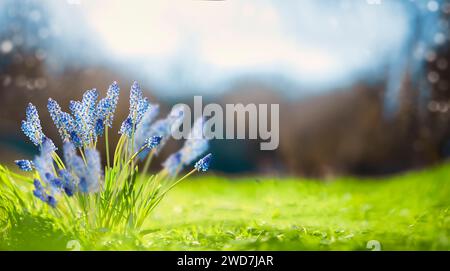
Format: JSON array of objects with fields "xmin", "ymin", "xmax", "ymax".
[
  {"xmin": 48, "ymin": 98, "xmax": 78, "ymax": 144},
  {"xmin": 104, "ymin": 81, "xmax": 120, "ymax": 127},
  {"xmin": 82, "ymin": 89, "xmax": 99, "ymax": 121},
  {"xmin": 70, "ymin": 100, "xmax": 90, "ymax": 145},
  {"xmin": 14, "ymin": 159, "xmax": 34, "ymax": 171},
  {"xmin": 119, "ymin": 81, "xmax": 150, "ymax": 138},
  {"xmin": 93, "ymin": 82, "xmax": 119, "ymax": 137},
  {"xmin": 48, "ymin": 99, "xmax": 63, "ymax": 134},
  {"xmin": 83, "ymin": 88, "xmax": 99, "ymax": 137},
  {"xmin": 21, "ymin": 103, "xmax": 45, "ymax": 146},
  {"xmin": 194, "ymin": 153, "xmax": 212, "ymax": 172},
  {"xmin": 69, "ymin": 88, "xmax": 99, "ymax": 145},
  {"xmin": 144, "ymin": 135, "xmax": 163, "ymax": 150},
  {"xmin": 34, "ymin": 137, "xmax": 56, "ymax": 185}
]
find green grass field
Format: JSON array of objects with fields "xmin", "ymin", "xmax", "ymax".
[{"xmin": 1, "ymin": 163, "xmax": 449, "ymax": 251}]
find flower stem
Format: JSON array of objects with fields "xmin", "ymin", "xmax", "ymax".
[
  {"xmin": 139, "ymin": 150, "xmax": 155, "ymax": 182},
  {"xmin": 79, "ymin": 147, "xmax": 88, "ymax": 165},
  {"xmin": 125, "ymin": 146, "xmax": 148, "ymax": 167},
  {"xmin": 113, "ymin": 135, "xmax": 126, "ymax": 167},
  {"xmin": 52, "ymin": 151, "xmax": 65, "ymax": 169},
  {"xmin": 105, "ymin": 126, "xmax": 110, "ymax": 169}
]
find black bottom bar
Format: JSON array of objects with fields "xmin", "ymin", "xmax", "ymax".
[{"xmin": 0, "ymin": 251, "xmax": 447, "ymax": 270}]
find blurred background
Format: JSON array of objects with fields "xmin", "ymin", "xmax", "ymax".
[{"xmin": 0, "ymin": 0, "xmax": 449, "ymax": 177}]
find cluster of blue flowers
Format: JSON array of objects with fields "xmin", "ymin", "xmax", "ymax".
[
  {"xmin": 48, "ymin": 82, "xmax": 120, "ymax": 147},
  {"xmin": 15, "ymin": 81, "xmax": 212, "ymax": 208}
]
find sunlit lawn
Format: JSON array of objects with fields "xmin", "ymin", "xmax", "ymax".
[{"xmin": 1, "ymin": 163, "xmax": 449, "ymax": 250}]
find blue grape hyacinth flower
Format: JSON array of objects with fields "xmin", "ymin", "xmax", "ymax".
[
  {"xmin": 94, "ymin": 82, "xmax": 120, "ymax": 137},
  {"xmin": 104, "ymin": 81, "xmax": 120, "ymax": 128},
  {"xmin": 14, "ymin": 159, "xmax": 34, "ymax": 171},
  {"xmin": 48, "ymin": 98, "xmax": 78, "ymax": 144},
  {"xmin": 82, "ymin": 89, "xmax": 99, "ymax": 124},
  {"xmin": 34, "ymin": 137, "xmax": 57, "ymax": 185},
  {"xmin": 194, "ymin": 153, "xmax": 212, "ymax": 172},
  {"xmin": 69, "ymin": 88, "xmax": 99, "ymax": 145},
  {"xmin": 119, "ymin": 81, "xmax": 150, "ymax": 138},
  {"xmin": 144, "ymin": 135, "xmax": 163, "ymax": 150},
  {"xmin": 21, "ymin": 103, "xmax": 46, "ymax": 146},
  {"xmin": 82, "ymin": 88, "xmax": 99, "ymax": 139},
  {"xmin": 69, "ymin": 100, "xmax": 89, "ymax": 143}
]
